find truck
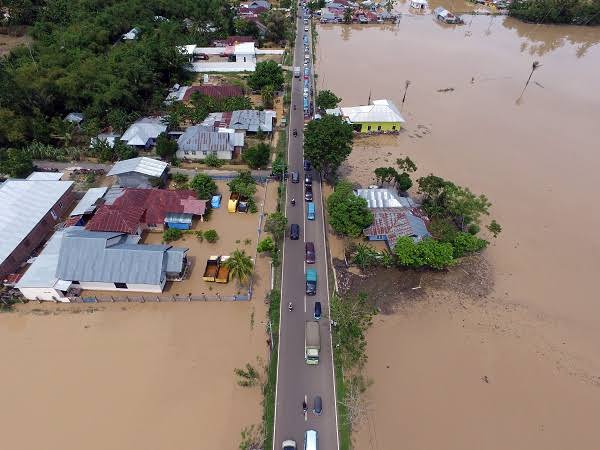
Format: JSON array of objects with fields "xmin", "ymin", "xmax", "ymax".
[
  {"xmin": 228, "ymin": 192, "xmax": 240, "ymax": 213},
  {"xmin": 306, "ymin": 268, "xmax": 317, "ymax": 295},
  {"xmin": 294, "ymin": 66, "xmax": 301, "ymax": 78},
  {"xmin": 215, "ymin": 256, "xmax": 230, "ymax": 283},
  {"xmin": 203, "ymin": 256, "xmax": 220, "ymax": 281},
  {"xmin": 305, "ymin": 321, "xmax": 320, "ymax": 365}
]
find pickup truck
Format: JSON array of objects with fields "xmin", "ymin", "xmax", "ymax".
[
  {"xmin": 305, "ymin": 321, "xmax": 320, "ymax": 365},
  {"xmin": 203, "ymin": 256, "xmax": 220, "ymax": 281},
  {"xmin": 215, "ymin": 256, "xmax": 230, "ymax": 283}
]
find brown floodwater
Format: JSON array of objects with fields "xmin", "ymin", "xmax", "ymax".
[{"xmin": 316, "ymin": 6, "xmax": 600, "ymax": 450}]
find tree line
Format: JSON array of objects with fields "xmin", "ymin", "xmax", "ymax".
[{"xmin": 509, "ymin": 0, "xmax": 600, "ymax": 25}]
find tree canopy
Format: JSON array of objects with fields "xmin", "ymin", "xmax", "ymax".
[
  {"xmin": 228, "ymin": 170, "xmax": 257, "ymax": 198},
  {"xmin": 509, "ymin": 0, "xmax": 600, "ymax": 25},
  {"xmin": 243, "ymin": 143, "xmax": 271, "ymax": 169},
  {"xmin": 304, "ymin": 114, "xmax": 353, "ymax": 178},
  {"xmin": 155, "ymin": 134, "xmax": 178, "ymax": 161},
  {"xmin": 189, "ymin": 173, "xmax": 218, "ymax": 200},
  {"xmin": 247, "ymin": 60, "xmax": 284, "ymax": 92},
  {"xmin": 393, "ymin": 237, "xmax": 454, "ymax": 270},
  {"xmin": 327, "ymin": 181, "xmax": 373, "ymax": 237},
  {"xmin": 265, "ymin": 211, "xmax": 288, "ymax": 241},
  {"xmin": 316, "ymin": 90, "xmax": 342, "ymax": 110}
]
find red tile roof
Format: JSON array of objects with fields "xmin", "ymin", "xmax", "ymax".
[
  {"xmin": 86, "ymin": 189, "xmax": 207, "ymax": 233},
  {"xmin": 182, "ymin": 85, "xmax": 244, "ymax": 102}
]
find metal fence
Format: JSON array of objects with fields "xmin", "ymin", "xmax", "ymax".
[{"xmin": 68, "ymin": 293, "xmax": 251, "ymax": 303}]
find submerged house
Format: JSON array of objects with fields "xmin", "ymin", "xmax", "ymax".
[
  {"xmin": 326, "ymin": 99, "xmax": 405, "ymax": 133},
  {"xmin": 54, "ymin": 229, "xmax": 188, "ymax": 295},
  {"xmin": 177, "ymin": 125, "xmax": 245, "ymax": 160},
  {"xmin": 107, "ymin": 157, "xmax": 168, "ymax": 188}
]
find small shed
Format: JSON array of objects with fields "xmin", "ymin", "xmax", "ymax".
[
  {"xmin": 165, "ymin": 212, "xmax": 193, "ymax": 230},
  {"xmin": 107, "ymin": 157, "xmax": 168, "ymax": 188}
]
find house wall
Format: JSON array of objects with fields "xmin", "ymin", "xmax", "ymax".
[
  {"xmin": 19, "ymin": 287, "xmax": 69, "ymax": 302},
  {"xmin": 77, "ymin": 279, "xmax": 166, "ymax": 293},
  {"xmin": 356, "ymin": 121, "xmax": 402, "ymax": 133},
  {"xmin": 0, "ymin": 187, "xmax": 74, "ymax": 279},
  {"xmin": 177, "ymin": 150, "xmax": 234, "ymax": 160},
  {"xmin": 367, "ymin": 235, "xmax": 387, "ymax": 241}
]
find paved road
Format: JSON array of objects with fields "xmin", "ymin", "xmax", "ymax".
[{"xmin": 273, "ymin": 7, "xmax": 339, "ymax": 450}]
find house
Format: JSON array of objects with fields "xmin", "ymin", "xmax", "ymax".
[
  {"xmin": 86, "ymin": 188, "xmax": 208, "ymax": 233},
  {"xmin": 107, "ymin": 157, "xmax": 168, "ymax": 188},
  {"xmin": 70, "ymin": 187, "xmax": 109, "ymax": 218},
  {"xmin": 90, "ymin": 131, "xmax": 121, "ymax": 148},
  {"xmin": 320, "ymin": 8, "xmax": 342, "ymax": 22},
  {"xmin": 26, "ymin": 172, "xmax": 64, "ymax": 181},
  {"xmin": 0, "ymin": 178, "xmax": 74, "ymax": 280},
  {"xmin": 177, "ymin": 125, "xmax": 245, "ymax": 160},
  {"xmin": 354, "ymin": 188, "xmax": 416, "ymax": 209},
  {"xmin": 326, "ymin": 99, "xmax": 405, "ymax": 132},
  {"xmin": 409, "ymin": 0, "xmax": 429, "ymax": 10},
  {"xmin": 213, "ymin": 36, "xmax": 255, "ymax": 47},
  {"xmin": 64, "ymin": 112, "xmax": 84, "ymax": 125},
  {"xmin": 120, "ymin": 117, "xmax": 167, "ymax": 149},
  {"xmin": 363, "ymin": 208, "xmax": 430, "ymax": 248},
  {"xmin": 54, "ymin": 229, "xmax": 188, "ymax": 294},
  {"xmin": 122, "ymin": 27, "xmax": 141, "ymax": 40},
  {"xmin": 164, "ymin": 84, "xmax": 190, "ymax": 104},
  {"xmin": 187, "ymin": 42, "xmax": 283, "ymax": 72},
  {"xmin": 240, "ymin": 0, "xmax": 271, "ymax": 11},
  {"xmin": 202, "ymin": 110, "xmax": 276, "ymax": 133}
]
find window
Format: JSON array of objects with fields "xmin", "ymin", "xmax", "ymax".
[
  {"xmin": 114, "ymin": 282, "xmax": 128, "ymax": 289},
  {"xmin": 184, "ymin": 150, "xmax": 189, "ymax": 155},
  {"xmin": 191, "ymin": 151, "xmax": 196, "ymax": 155},
  {"xmin": 50, "ymin": 210, "xmax": 58, "ymax": 220},
  {"xmin": 71, "ymin": 281, "xmax": 80, "ymax": 285},
  {"xmin": 367, "ymin": 125, "xmax": 371, "ymax": 131},
  {"xmin": 58, "ymin": 201, "xmax": 63, "ymax": 208}
]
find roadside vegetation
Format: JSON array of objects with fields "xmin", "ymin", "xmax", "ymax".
[
  {"xmin": 509, "ymin": 0, "xmax": 600, "ymax": 25},
  {"xmin": 315, "ymin": 89, "xmax": 342, "ymax": 110},
  {"xmin": 327, "ymin": 181, "xmax": 373, "ymax": 237}
]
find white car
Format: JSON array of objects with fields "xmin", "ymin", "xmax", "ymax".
[
  {"xmin": 304, "ymin": 26, "xmax": 309, "ymax": 32},
  {"xmin": 282, "ymin": 440, "xmax": 296, "ymax": 450},
  {"xmin": 304, "ymin": 87, "xmax": 309, "ymax": 96}
]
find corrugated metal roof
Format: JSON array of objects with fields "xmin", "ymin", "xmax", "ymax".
[
  {"xmin": 165, "ymin": 248, "xmax": 187, "ymax": 273},
  {"xmin": 107, "ymin": 157, "xmax": 168, "ymax": 177},
  {"xmin": 326, "ymin": 99, "xmax": 405, "ymax": 124},
  {"xmin": 120, "ymin": 118, "xmax": 167, "ymax": 147},
  {"xmin": 16, "ymin": 229, "xmax": 66, "ymax": 289},
  {"xmin": 229, "ymin": 110, "xmax": 275, "ymax": 132},
  {"xmin": 177, "ymin": 125, "xmax": 235, "ymax": 153},
  {"xmin": 27, "ymin": 172, "xmax": 64, "ymax": 181},
  {"xmin": 55, "ymin": 229, "xmax": 187, "ymax": 285},
  {"xmin": 164, "ymin": 212, "xmax": 193, "ymax": 224},
  {"xmin": 363, "ymin": 208, "xmax": 430, "ymax": 247},
  {"xmin": 0, "ymin": 179, "xmax": 73, "ymax": 269},
  {"xmin": 354, "ymin": 188, "xmax": 415, "ymax": 209},
  {"xmin": 70, "ymin": 187, "xmax": 108, "ymax": 216}
]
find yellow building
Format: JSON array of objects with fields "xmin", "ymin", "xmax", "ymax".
[{"xmin": 326, "ymin": 99, "xmax": 405, "ymax": 133}]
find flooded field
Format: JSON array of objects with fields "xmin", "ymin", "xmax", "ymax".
[{"xmin": 316, "ymin": 7, "xmax": 600, "ymax": 450}]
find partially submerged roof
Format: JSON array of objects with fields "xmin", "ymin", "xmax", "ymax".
[
  {"xmin": 107, "ymin": 157, "xmax": 168, "ymax": 178},
  {"xmin": 26, "ymin": 171, "xmax": 64, "ymax": 181},
  {"xmin": 55, "ymin": 229, "xmax": 187, "ymax": 285},
  {"xmin": 0, "ymin": 179, "xmax": 73, "ymax": 270},
  {"xmin": 70, "ymin": 187, "xmax": 108, "ymax": 216},
  {"xmin": 354, "ymin": 188, "xmax": 416, "ymax": 209},
  {"xmin": 363, "ymin": 208, "xmax": 430, "ymax": 247},
  {"xmin": 326, "ymin": 99, "xmax": 405, "ymax": 124}
]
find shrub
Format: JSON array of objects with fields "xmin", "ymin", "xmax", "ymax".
[
  {"xmin": 163, "ymin": 228, "xmax": 182, "ymax": 243},
  {"xmin": 257, "ymin": 236, "xmax": 275, "ymax": 253},
  {"xmin": 189, "ymin": 173, "xmax": 218, "ymax": 200},
  {"xmin": 204, "ymin": 229, "xmax": 219, "ymax": 243},
  {"xmin": 204, "ymin": 153, "xmax": 224, "ymax": 168}
]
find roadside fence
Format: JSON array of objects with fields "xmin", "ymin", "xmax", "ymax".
[{"xmin": 67, "ymin": 293, "xmax": 250, "ymax": 303}]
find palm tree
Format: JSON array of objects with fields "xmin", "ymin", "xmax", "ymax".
[{"xmin": 224, "ymin": 249, "xmax": 254, "ymax": 286}]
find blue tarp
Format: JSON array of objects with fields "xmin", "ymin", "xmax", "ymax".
[
  {"xmin": 211, "ymin": 194, "xmax": 222, "ymax": 208},
  {"xmin": 166, "ymin": 222, "xmax": 190, "ymax": 230}
]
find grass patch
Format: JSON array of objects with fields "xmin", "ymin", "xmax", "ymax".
[
  {"xmin": 335, "ymin": 355, "xmax": 352, "ymax": 450},
  {"xmin": 262, "ymin": 288, "xmax": 281, "ymax": 450}
]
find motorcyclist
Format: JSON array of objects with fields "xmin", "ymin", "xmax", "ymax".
[
  {"xmin": 288, "ymin": 302, "xmax": 293, "ymax": 311},
  {"xmin": 293, "ymin": 128, "xmax": 297, "ymax": 137},
  {"xmin": 293, "ymin": 104, "xmax": 296, "ymax": 110},
  {"xmin": 291, "ymin": 198, "xmax": 296, "ymax": 206},
  {"xmin": 302, "ymin": 400, "xmax": 307, "ymax": 413}
]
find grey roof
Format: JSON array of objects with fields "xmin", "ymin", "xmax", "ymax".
[
  {"xmin": 177, "ymin": 125, "xmax": 235, "ymax": 153},
  {"xmin": 229, "ymin": 110, "xmax": 275, "ymax": 132},
  {"xmin": 107, "ymin": 157, "xmax": 168, "ymax": 178},
  {"xmin": 26, "ymin": 172, "xmax": 64, "ymax": 181},
  {"xmin": 354, "ymin": 188, "xmax": 416, "ymax": 209},
  {"xmin": 70, "ymin": 187, "xmax": 108, "ymax": 216},
  {"xmin": 103, "ymin": 187, "xmax": 126, "ymax": 205},
  {"xmin": 166, "ymin": 248, "xmax": 187, "ymax": 273},
  {"xmin": 0, "ymin": 179, "xmax": 73, "ymax": 269},
  {"xmin": 55, "ymin": 229, "xmax": 187, "ymax": 285},
  {"xmin": 16, "ymin": 229, "xmax": 66, "ymax": 289},
  {"xmin": 64, "ymin": 112, "xmax": 84, "ymax": 124}
]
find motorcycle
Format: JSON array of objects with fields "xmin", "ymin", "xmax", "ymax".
[
  {"xmin": 293, "ymin": 129, "xmax": 298, "ymax": 137},
  {"xmin": 291, "ymin": 198, "xmax": 296, "ymax": 206}
]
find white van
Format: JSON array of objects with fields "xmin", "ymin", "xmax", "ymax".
[{"xmin": 304, "ymin": 430, "xmax": 318, "ymax": 450}]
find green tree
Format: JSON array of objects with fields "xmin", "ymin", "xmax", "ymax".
[
  {"xmin": 163, "ymin": 228, "xmax": 182, "ymax": 243},
  {"xmin": 0, "ymin": 148, "xmax": 34, "ymax": 178},
  {"xmin": 171, "ymin": 172, "xmax": 188, "ymax": 189},
  {"xmin": 451, "ymin": 232, "xmax": 488, "ymax": 258},
  {"xmin": 204, "ymin": 153, "xmax": 224, "ymax": 168},
  {"xmin": 374, "ymin": 166, "xmax": 398, "ymax": 185},
  {"xmin": 394, "ymin": 172, "xmax": 412, "ymax": 192},
  {"xmin": 396, "ymin": 156, "xmax": 417, "ymax": 173},
  {"xmin": 204, "ymin": 229, "xmax": 219, "ymax": 243},
  {"xmin": 0, "ymin": 108, "xmax": 28, "ymax": 146},
  {"xmin": 343, "ymin": 7, "xmax": 353, "ymax": 24},
  {"xmin": 243, "ymin": 142, "xmax": 271, "ymax": 169},
  {"xmin": 384, "ymin": 0, "xmax": 396, "ymax": 14},
  {"xmin": 247, "ymin": 61, "xmax": 284, "ymax": 92},
  {"xmin": 228, "ymin": 171, "xmax": 257, "ymax": 198},
  {"xmin": 316, "ymin": 90, "xmax": 342, "ymax": 110},
  {"xmin": 487, "ymin": 220, "xmax": 502, "ymax": 238},
  {"xmin": 271, "ymin": 156, "xmax": 288, "ymax": 179},
  {"xmin": 265, "ymin": 211, "xmax": 288, "ymax": 241},
  {"xmin": 261, "ymin": 85, "xmax": 275, "ymax": 109},
  {"xmin": 113, "ymin": 141, "xmax": 138, "ymax": 160},
  {"xmin": 257, "ymin": 236, "xmax": 276, "ymax": 253},
  {"xmin": 156, "ymin": 134, "xmax": 178, "ymax": 161},
  {"xmin": 327, "ymin": 181, "xmax": 373, "ymax": 237},
  {"xmin": 264, "ymin": 10, "xmax": 288, "ymax": 43},
  {"xmin": 394, "ymin": 237, "xmax": 454, "ymax": 270},
  {"xmin": 189, "ymin": 173, "xmax": 218, "ymax": 200},
  {"xmin": 224, "ymin": 249, "xmax": 254, "ymax": 285},
  {"xmin": 304, "ymin": 114, "xmax": 353, "ymax": 178}
]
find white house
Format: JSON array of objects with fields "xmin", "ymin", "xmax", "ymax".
[
  {"xmin": 186, "ymin": 42, "xmax": 284, "ymax": 72},
  {"xmin": 120, "ymin": 117, "xmax": 167, "ymax": 148}
]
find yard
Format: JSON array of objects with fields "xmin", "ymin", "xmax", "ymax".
[{"xmin": 0, "ymin": 32, "xmax": 31, "ymax": 56}]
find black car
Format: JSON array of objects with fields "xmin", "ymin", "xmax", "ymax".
[
  {"xmin": 305, "ymin": 242, "xmax": 315, "ymax": 264},
  {"xmin": 290, "ymin": 223, "xmax": 300, "ymax": 240},
  {"xmin": 304, "ymin": 185, "xmax": 313, "ymax": 201},
  {"xmin": 291, "ymin": 171, "xmax": 299, "ymax": 183},
  {"xmin": 304, "ymin": 173, "xmax": 312, "ymax": 185},
  {"xmin": 313, "ymin": 395, "xmax": 322, "ymax": 416},
  {"xmin": 304, "ymin": 160, "xmax": 311, "ymax": 171},
  {"xmin": 313, "ymin": 301, "xmax": 322, "ymax": 320}
]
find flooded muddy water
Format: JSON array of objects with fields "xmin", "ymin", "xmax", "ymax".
[{"xmin": 316, "ymin": 8, "xmax": 600, "ymax": 450}]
